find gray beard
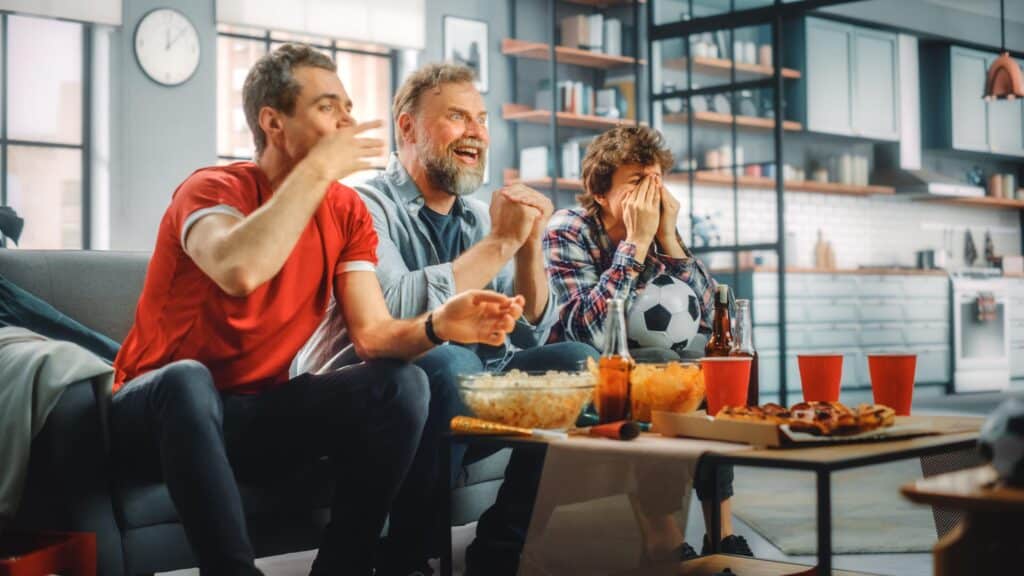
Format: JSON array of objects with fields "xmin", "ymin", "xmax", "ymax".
[{"xmin": 419, "ymin": 142, "xmax": 486, "ymax": 197}]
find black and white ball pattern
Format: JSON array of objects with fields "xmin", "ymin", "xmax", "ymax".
[{"xmin": 627, "ymin": 275, "xmax": 702, "ymax": 353}]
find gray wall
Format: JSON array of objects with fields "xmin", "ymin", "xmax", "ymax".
[{"xmin": 103, "ymin": 0, "xmax": 217, "ymax": 251}]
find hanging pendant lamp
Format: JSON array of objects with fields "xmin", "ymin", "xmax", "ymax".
[{"xmin": 984, "ymin": 0, "xmax": 1024, "ymax": 100}]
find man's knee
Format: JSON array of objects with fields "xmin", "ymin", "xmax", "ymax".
[
  {"xmin": 540, "ymin": 341, "xmax": 600, "ymax": 371},
  {"xmin": 416, "ymin": 345, "xmax": 484, "ymax": 393},
  {"xmin": 370, "ymin": 360, "xmax": 430, "ymax": 428},
  {"xmin": 151, "ymin": 359, "xmax": 222, "ymax": 422}
]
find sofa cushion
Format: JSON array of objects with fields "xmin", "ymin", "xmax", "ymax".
[
  {"xmin": 0, "ymin": 250, "xmax": 149, "ymax": 342},
  {"xmin": 0, "ymin": 273, "xmax": 120, "ymax": 361}
]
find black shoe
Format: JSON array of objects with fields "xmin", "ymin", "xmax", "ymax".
[{"xmin": 701, "ymin": 534, "xmax": 753, "ymax": 557}]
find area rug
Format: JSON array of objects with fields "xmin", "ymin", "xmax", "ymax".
[{"xmin": 731, "ymin": 459, "xmax": 938, "ymax": 554}]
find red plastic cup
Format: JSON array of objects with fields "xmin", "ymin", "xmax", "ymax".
[
  {"xmin": 868, "ymin": 353, "xmax": 917, "ymax": 416},
  {"xmin": 797, "ymin": 354, "xmax": 844, "ymax": 402},
  {"xmin": 702, "ymin": 357, "xmax": 752, "ymax": 416}
]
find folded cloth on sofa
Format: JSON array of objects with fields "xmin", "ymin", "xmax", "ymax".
[
  {"xmin": 0, "ymin": 327, "xmax": 114, "ymax": 529},
  {"xmin": 0, "ymin": 273, "xmax": 120, "ymax": 361}
]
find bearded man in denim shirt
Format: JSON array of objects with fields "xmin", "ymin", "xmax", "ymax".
[{"xmin": 295, "ymin": 63, "xmax": 597, "ymax": 576}]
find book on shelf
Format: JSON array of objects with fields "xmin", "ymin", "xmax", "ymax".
[
  {"xmin": 561, "ymin": 137, "xmax": 589, "ymax": 179},
  {"xmin": 603, "ymin": 74, "xmax": 635, "ymax": 120},
  {"xmin": 520, "ymin": 146, "xmax": 551, "ymax": 181},
  {"xmin": 560, "ymin": 13, "xmax": 604, "ymax": 52},
  {"xmin": 604, "ymin": 18, "xmax": 622, "ymax": 57},
  {"xmin": 595, "ymin": 87, "xmax": 621, "ymax": 118}
]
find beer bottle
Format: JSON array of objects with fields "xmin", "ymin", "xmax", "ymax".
[
  {"xmin": 597, "ymin": 298, "xmax": 632, "ymax": 423},
  {"xmin": 730, "ymin": 299, "xmax": 759, "ymax": 406},
  {"xmin": 704, "ymin": 284, "xmax": 734, "ymax": 357}
]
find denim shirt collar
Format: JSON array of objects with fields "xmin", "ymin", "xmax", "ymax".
[{"xmin": 384, "ymin": 153, "xmax": 475, "ymax": 226}]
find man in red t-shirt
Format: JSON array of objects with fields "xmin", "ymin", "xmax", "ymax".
[{"xmin": 110, "ymin": 44, "xmax": 523, "ymax": 576}]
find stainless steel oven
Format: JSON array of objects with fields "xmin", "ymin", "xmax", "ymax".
[{"xmin": 951, "ymin": 271, "xmax": 1011, "ymax": 392}]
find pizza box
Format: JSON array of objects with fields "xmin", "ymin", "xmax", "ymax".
[{"xmin": 651, "ymin": 410, "xmax": 944, "ymax": 448}]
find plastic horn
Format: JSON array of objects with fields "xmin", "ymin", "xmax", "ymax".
[{"xmin": 450, "ymin": 416, "xmax": 567, "ymax": 439}]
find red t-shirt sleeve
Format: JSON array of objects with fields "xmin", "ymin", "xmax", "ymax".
[
  {"xmin": 168, "ymin": 168, "xmax": 250, "ymax": 250},
  {"xmin": 333, "ymin": 184, "xmax": 379, "ymax": 275}
]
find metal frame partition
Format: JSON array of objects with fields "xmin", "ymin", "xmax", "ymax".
[
  {"xmin": 647, "ymin": 0, "xmax": 864, "ymax": 405},
  {"xmin": 508, "ymin": 0, "xmax": 646, "ymax": 207}
]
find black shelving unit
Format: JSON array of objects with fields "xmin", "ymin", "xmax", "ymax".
[
  {"xmin": 648, "ymin": 0, "xmax": 891, "ymax": 405},
  {"xmin": 505, "ymin": 0, "xmax": 646, "ymax": 207}
]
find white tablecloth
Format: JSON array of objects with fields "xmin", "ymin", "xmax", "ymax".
[{"xmin": 519, "ymin": 434, "xmax": 748, "ymax": 576}]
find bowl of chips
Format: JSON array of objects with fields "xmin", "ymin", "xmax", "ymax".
[
  {"xmin": 458, "ymin": 370, "xmax": 595, "ymax": 430},
  {"xmin": 629, "ymin": 361, "xmax": 705, "ymax": 422}
]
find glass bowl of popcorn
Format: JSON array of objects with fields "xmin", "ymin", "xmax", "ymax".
[{"xmin": 458, "ymin": 370, "xmax": 596, "ymax": 430}]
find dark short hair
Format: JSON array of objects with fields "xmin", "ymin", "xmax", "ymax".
[
  {"xmin": 579, "ymin": 125, "xmax": 674, "ymax": 214},
  {"xmin": 243, "ymin": 43, "xmax": 336, "ymax": 155}
]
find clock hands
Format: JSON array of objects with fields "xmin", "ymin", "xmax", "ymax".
[{"xmin": 166, "ymin": 26, "xmax": 189, "ymax": 51}]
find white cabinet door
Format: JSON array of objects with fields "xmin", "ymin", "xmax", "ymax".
[
  {"xmin": 987, "ymin": 58, "xmax": 1024, "ymax": 155},
  {"xmin": 950, "ymin": 47, "xmax": 990, "ymax": 152},
  {"xmin": 806, "ymin": 18, "xmax": 852, "ymax": 136},
  {"xmin": 852, "ymin": 29, "xmax": 899, "ymax": 140}
]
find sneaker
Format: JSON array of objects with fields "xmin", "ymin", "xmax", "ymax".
[{"xmin": 701, "ymin": 534, "xmax": 753, "ymax": 557}]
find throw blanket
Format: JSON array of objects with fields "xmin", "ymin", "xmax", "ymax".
[{"xmin": 0, "ymin": 327, "xmax": 114, "ymax": 529}]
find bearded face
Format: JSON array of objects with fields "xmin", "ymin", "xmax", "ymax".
[{"xmin": 416, "ymin": 130, "xmax": 488, "ymax": 197}]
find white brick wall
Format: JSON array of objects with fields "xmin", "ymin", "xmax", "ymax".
[{"xmin": 667, "ymin": 181, "xmax": 1022, "ymax": 269}]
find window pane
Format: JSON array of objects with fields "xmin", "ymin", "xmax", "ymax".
[
  {"xmin": 336, "ymin": 51, "xmax": 392, "ymax": 168},
  {"xmin": 217, "ymin": 36, "xmax": 267, "ymax": 158},
  {"xmin": 271, "ymin": 31, "xmax": 333, "ymax": 49},
  {"xmin": 8, "ymin": 15, "xmax": 83, "ymax": 144},
  {"xmin": 7, "ymin": 146, "xmax": 83, "ymax": 249}
]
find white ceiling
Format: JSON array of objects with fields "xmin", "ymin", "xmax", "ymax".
[{"xmin": 923, "ymin": 0, "xmax": 1024, "ymax": 24}]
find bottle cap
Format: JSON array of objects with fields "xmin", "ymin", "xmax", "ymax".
[{"xmin": 717, "ymin": 284, "xmax": 729, "ymax": 303}]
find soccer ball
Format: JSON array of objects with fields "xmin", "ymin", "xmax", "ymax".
[
  {"xmin": 627, "ymin": 275, "xmax": 702, "ymax": 353},
  {"xmin": 978, "ymin": 398, "xmax": 1024, "ymax": 487}
]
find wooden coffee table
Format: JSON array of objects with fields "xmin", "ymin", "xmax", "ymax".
[
  {"xmin": 441, "ymin": 415, "xmax": 982, "ymax": 576},
  {"xmin": 700, "ymin": 415, "xmax": 982, "ymax": 576}
]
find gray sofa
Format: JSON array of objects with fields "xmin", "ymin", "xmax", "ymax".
[{"xmin": 2, "ymin": 249, "xmax": 509, "ymax": 575}]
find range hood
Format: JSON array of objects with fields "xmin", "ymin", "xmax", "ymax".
[{"xmin": 873, "ymin": 35, "xmax": 986, "ymax": 198}]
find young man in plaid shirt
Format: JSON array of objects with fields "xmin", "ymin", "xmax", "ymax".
[{"xmin": 543, "ymin": 125, "xmax": 752, "ymax": 560}]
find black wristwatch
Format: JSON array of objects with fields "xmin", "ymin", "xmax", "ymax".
[{"xmin": 425, "ymin": 312, "xmax": 447, "ymax": 345}]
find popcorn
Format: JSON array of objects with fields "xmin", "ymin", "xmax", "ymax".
[{"xmin": 459, "ymin": 370, "xmax": 595, "ymax": 430}]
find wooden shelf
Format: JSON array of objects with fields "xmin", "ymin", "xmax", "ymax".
[
  {"xmin": 663, "ymin": 111, "xmax": 802, "ymax": 131},
  {"xmin": 503, "ymin": 103, "xmax": 636, "ymax": 130},
  {"xmin": 664, "ymin": 56, "xmax": 801, "ymax": 79},
  {"xmin": 916, "ymin": 194, "xmax": 1024, "ymax": 209},
  {"xmin": 504, "ymin": 170, "xmax": 584, "ymax": 192},
  {"xmin": 502, "ymin": 38, "xmax": 644, "ymax": 69},
  {"xmin": 667, "ymin": 170, "xmax": 895, "ymax": 196},
  {"xmin": 680, "ymin": 555, "xmax": 876, "ymax": 576}
]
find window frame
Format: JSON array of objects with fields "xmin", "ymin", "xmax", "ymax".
[
  {"xmin": 216, "ymin": 27, "xmax": 399, "ymax": 165},
  {"xmin": 0, "ymin": 12, "xmax": 91, "ymax": 249}
]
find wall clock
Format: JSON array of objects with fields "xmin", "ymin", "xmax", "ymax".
[{"xmin": 134, "ymin": 8, "xmax": 200, "ymax": 86}]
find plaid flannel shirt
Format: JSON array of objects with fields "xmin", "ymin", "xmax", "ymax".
[{"xmin": 543, "ymin": 207, "xmax": 717, "ymax": 350}]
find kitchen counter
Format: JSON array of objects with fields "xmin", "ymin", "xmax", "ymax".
[{"xmin": 711, "ymin": 266, "xmax": 950, "ymax": 277}]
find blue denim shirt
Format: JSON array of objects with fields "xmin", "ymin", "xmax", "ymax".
[{"xmin": 292, "ymin": 154, "xmax": 558, "ymax": 374}]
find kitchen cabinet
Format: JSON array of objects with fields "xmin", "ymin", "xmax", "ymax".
[
  {"xmin": 804, "ymin": 18, "xmax": 899, "ymax": 141},
  {"xmin": 923, "ymin": 45, "xmax": 1024, "ymax": 157},
  {"xmin": 741, "ymin": 271, "xmax": 951, "ymax": 399}
]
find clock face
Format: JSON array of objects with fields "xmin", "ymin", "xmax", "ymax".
[{"xmin": 134, "ymin": 8, "xmax": 200, "ymax": 86}]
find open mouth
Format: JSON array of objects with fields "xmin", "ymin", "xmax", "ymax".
[{"xmin": 452, "ymin": 146, "xmax": 482, "ymax": 164}]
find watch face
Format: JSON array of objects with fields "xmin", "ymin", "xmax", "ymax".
[{"xmin": 134, "ymin": 8, "xmax": 200, "ymax": 86}]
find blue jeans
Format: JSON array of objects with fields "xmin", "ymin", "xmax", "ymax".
[{"xmin": 380, "ymin": 342, "xmax": 598, "ymax": 575}]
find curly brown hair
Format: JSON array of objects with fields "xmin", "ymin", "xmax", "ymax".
[{"xmin": 578, "ymin": 125, "xmax": 674, "ymax": 214}]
